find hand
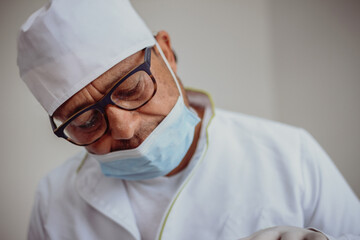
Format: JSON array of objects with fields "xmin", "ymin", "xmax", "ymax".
[{"xmin": 239, "ymin": 226, "xmax": 328, "ymax": 240}]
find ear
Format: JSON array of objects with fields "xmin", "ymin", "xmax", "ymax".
[{"xmin": 154, "ymin": 31, "xmax": 177, "ymax": 73}]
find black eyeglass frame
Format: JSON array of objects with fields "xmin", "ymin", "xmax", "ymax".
[{"xmin": 49, "ymin": 47, "xmax": 157, "ymax": 146}]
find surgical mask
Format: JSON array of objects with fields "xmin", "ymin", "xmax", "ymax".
[
  {"xmin": 88, "ymin": 42, "xmax": 200, "ymax": 180},
  {"xmin": 89, "ymin": 95, "xmax": 200, "ymax": 180}
]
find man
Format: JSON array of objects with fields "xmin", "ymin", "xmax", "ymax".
[{"xmin": 17, "ymin": 0, "xmax": 360, "ymax": 239}]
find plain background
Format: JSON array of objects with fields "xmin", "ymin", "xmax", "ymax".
[{"xmin": 1, "ymin": 0, "xmax": 359, "ymax": 239}]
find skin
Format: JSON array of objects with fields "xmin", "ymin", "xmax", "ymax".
[
  {"xmin": 54, "ymin": 32, "xmax": 327, "ymax": 239},
  {"xmin": 53, "ymin": 31, "xmax": 203, "ymax": 176}
]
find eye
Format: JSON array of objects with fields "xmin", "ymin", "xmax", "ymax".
[
  {"xmin": 110, "ymin": 70, "xmax": 155, "ymax": 110},
  {"xmin": 64, "ymin": 109, "xmax": 107, "ymax": 145},
  {"xmin": 70, "ymin": 110, "xmax": 103, "ymax": 131},
  {"xmin": 78, "ymin": 112, "xmax": 102, "ymax": 130},
  {"xmin": 116, "ymin": 81, "xmax": 143, "ymax": 100},
  {"xmin": 112, "ymin": 71, "xmax": 147, "ymax": 101}
]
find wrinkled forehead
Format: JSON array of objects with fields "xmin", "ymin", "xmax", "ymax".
[
  {"xmin": 17, "ymin": 0, "xmax": 155, "ymax": 116},
  {"xmin": 53, "ymin": 48, "xmax": 147, "ymax": 120}
]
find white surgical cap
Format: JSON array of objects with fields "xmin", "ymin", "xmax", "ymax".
[{"xmin": 17, "ymin": 0, "xmax": 155, "ymax": 115}]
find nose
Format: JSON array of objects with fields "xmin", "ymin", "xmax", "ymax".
[{"xmin": 105, "ymin": 105, "xmax": 139, "ymax": 140}]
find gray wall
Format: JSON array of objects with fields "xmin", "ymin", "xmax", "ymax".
[{"xmin": 1, "ymin": 0, "xmax": 359, "ymax": 239}]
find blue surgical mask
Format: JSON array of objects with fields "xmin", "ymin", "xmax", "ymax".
[
  {"xmin": 88, "ymin": 41, "xmax": 200, "ymax": 180},
  {"xmin": 88, "ymin": 95, "xmax": 200, "ymax": 180}
]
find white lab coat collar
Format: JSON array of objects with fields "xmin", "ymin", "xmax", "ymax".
[{"xmin": 76, "ymin": 156, "xmax": 140, "ymax": 239}]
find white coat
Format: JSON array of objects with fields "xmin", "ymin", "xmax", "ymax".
[{"xmin": 28, "ymin": 92, "xmax": 360, "ymax": 240}]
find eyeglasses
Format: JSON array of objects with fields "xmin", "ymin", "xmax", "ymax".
[{"xmin": 49, "ymin": 47, "xmax": 157, "ymax": 146}]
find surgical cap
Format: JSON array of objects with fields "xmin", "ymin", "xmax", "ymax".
[{"xmin": 17, "ymin": 0, "xmax": 155, "ymax": 115}]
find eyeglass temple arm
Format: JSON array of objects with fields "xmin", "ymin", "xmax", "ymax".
[
  {"xmin": 49, "ymin": 116, "xmax": 57, "ymax": 131},
  {"xmin": 145, "ymin": 47, "xmax": 151, "ymax": 65}
]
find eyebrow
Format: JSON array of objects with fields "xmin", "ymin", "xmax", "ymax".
[{"xmin": 61, "ymin": 101, "xmax": 93, "ymax": 120}]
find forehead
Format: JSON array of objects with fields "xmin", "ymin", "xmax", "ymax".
[{"xmin": 54, "ymin": 49, "xmax": 145, "ymax": 119}]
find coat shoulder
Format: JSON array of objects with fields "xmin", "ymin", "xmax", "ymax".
[
  {"xmin": 211, "ymin": 108, "xmax": 306, "ymax": 146},
  {"xmin": 34, "ymin": 150, "xmax": 87, "ymax": 214}
]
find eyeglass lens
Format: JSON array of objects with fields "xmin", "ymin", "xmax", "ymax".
[
  {"xmin": 110, "ymin": 70, "xmax": 155, "ymax": 110},
  {"xmin": 63, "ymin": 70, "xmax": 155, "ymax": 145}
]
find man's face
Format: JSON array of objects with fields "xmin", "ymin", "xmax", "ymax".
[{"xmin": 53, "ymin": 43, "xmax": 180, "ymax": 155}]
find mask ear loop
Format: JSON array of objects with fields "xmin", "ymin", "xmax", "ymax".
[{"xmin": 154, "ymin": 40, "xmax": 183, "ymax": 99}]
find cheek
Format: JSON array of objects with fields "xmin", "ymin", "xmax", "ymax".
[
  {"xmin": 150, "ymin": 58, "xmax": 179, "ymax": 113},
  {"xmin": 151, "ymin": 81, "xmax": 179, "ymax": 115},
  {"xmin": 145, "ymin": 90, "xmax": 178, "ymax": 118}
]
